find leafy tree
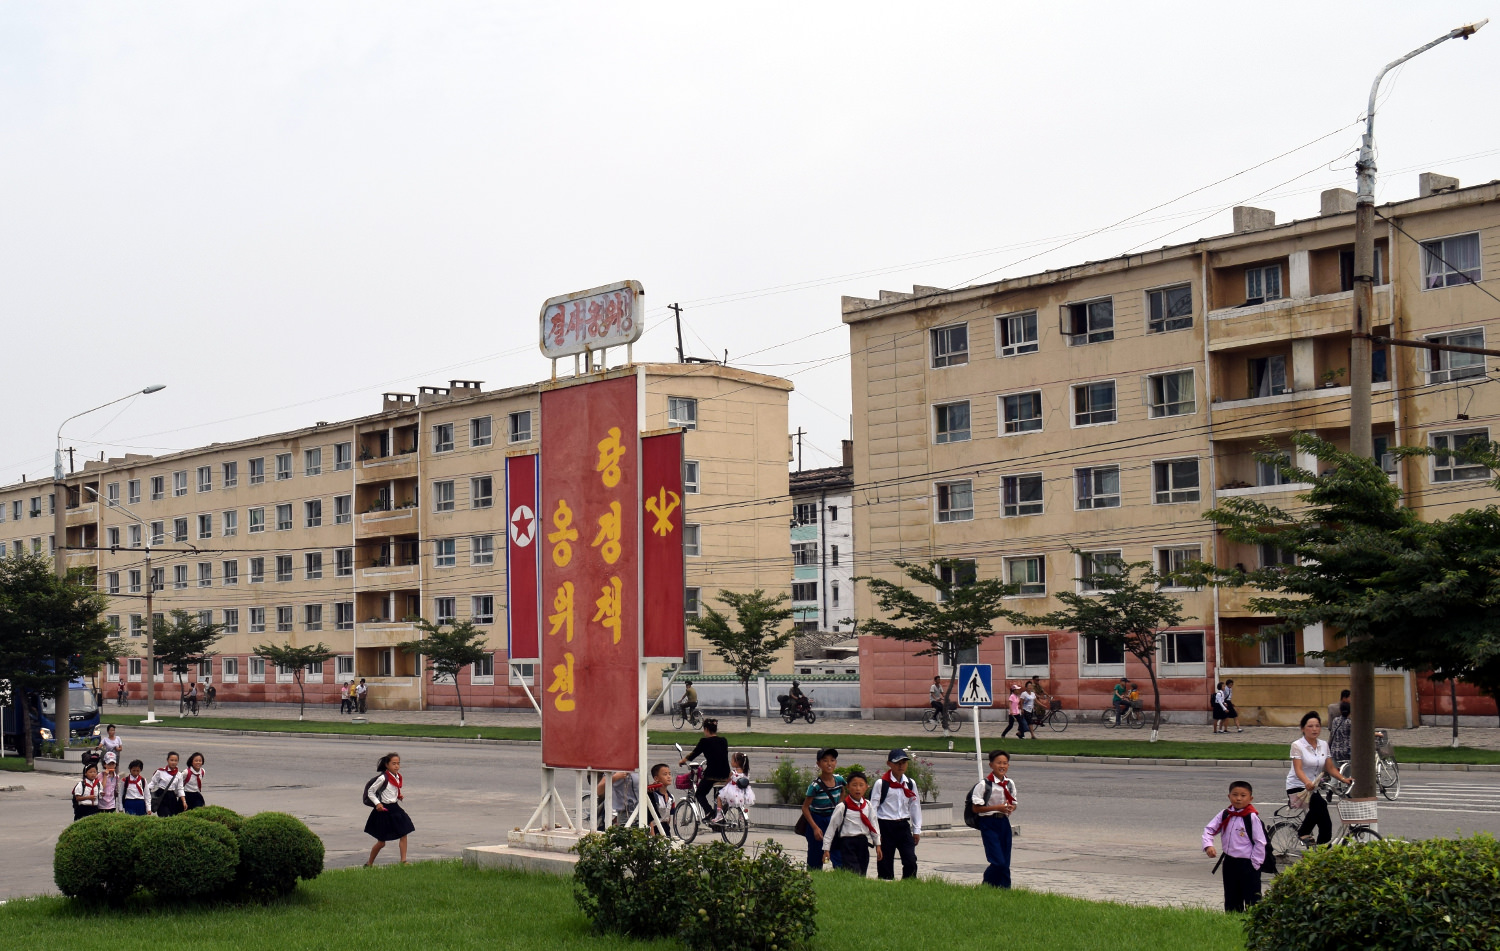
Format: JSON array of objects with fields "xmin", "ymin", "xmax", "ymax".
[
  {"xmin": 1028, "ymin": 555, "xmax": 1190, "ymax": 740},
  {"xmin": 0, "ymin": 553, "xmax": 112, "ymax": 764},
  {"xmin": 689, "ymin": 589, "xmax": 795, "ymax": 727},
  {"xmin": 251, "ymin": 642, "xmax": 337, "ymax": 720},
  {"xmin": 398, "ymin": 619, "xmax": 491, "ymax": 727},
  {"xmin": 856, "ymin": 559, "xmax": 1023, "ymax": 712},
  {"xmin": 153, "ymin": 610, "xmax": 224, "ymax": 714}
]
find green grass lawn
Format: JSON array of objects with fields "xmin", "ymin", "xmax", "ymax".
[
  {"xmin": 0, "ymin": 756, "xmax": 34, "ymax": 772},
  {"xmin": 123, "ymin": 715, "xmax": 1500, "ymax": 765},
  {"xmin": 0, "ymin": 860, "xmax": 1245, "ymax": 951}
]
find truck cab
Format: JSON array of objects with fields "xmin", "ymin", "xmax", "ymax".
[{"xmin": 2, "ymin": 678, "xmax": 101, "ymax": 752}]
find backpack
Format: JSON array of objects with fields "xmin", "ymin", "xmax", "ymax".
[
  {"xmin": 1212, "ymin": 809, "xmax": 1277, "ymax": 875},
  {"xmin": 362, "ymin": 775, "xmax": 386, "ymax": 808},
  {"xmin": 876, "ymin": 775, "xmax": 912, "ymax": 807},
  {"xmin": 962, "ymin": 779, "xmax": 995, "ymax": 829}
]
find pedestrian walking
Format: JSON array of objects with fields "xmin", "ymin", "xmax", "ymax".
[
  {"xmin": 823, "ymin": 771, "xmax": 880, "ymax": 876},
  {"xmin": 1327, "ymin": 689, "xmax": 1351, "ymax": 730},
  {"xmin": 121, "ymin": 760, "xmax": 149, "ymax": 815},
  {"xmin": 871, "ymin": 749, "xmax": 922, "ymax": 880},
  {"xmin": 1222, "ymin": 679, "xmax": 1242, "ymax": 732},
  {"xmin": 356, "ymin": 678, "xmax": 368, "ymax": 714},
  {"xmin": 678, "ymin": 719, "xmax": 730, "ymax": 820},
  {"xmin": 970, "ymin": 750, "xmax": 1018, "ymax": 888},
  {"xmin": 1019, "ymin": 683, "xmax": 1038, "ymax": 738},
  {"xmin": 148, "ymin": 751, "xmax": 187, "ymax": 816},
  {"xmin": 182, "ymin": 752, "xmax": 207, "ymax": 810},
  {"xmin": 72, "ymin": 764, "xmax": 101, "ymax": 821},
  {"xmin": 1212, "ymin": 681, "xmax": 1228, "ymax": 733},
  {"xmin": 1329, "ymin": 701, "xmax": 1352, "ymax": 762},
  {"xmin": 1202, "ymin": 780, "xmax": 1268, "ymax": 912},
  {"xmin": 364, "ymin": 752, "xmax": 414, "ymax": 865},
  {"xmin": 339, "ymin": 681, "xmax": 351, "ymax": 714},
  {"xmin": 594, "ymin": 769, "xmax": 640, "ymax": 828},
  {"xmin": 1001, "ymin": 685, "xmax": 1028, "ymax": 739},
  {"xmin": 799, "ymin": 748, "xmax": 846, "ymax": 870},
  {"xmin": 1287, "ymin": 712, "xmax": 1349, "ymax": 846},
  {"xmin": 97, "ymin": 758, "xmax": 121, "ymax": 814},
  {"xmin": 99, "ymin": 723, "xmax": 123, "ymax": 761}
]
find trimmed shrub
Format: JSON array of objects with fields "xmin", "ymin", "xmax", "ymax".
[
  {"xmin": 573, "ymin": 826, "xmax": 692, "ymax": 939},
  {"xmin": 183, "ymin": 805, "xmax": 244, "ymax": 833},
  {"xmin": 54, "ymin": 812, "xmax": 145, "ymax": 902},
  {"xmin": 134, "ymin": 817, "xmax": 238, "ymax": 900},
  {"xmin": 237, "ymin": 812, "xmax": 324, "ymax": 897},
  {"xmin": 768, "ymin": 757, "xmax": 814, "ymax": 805},
  {"xmin": 1247, "ymin": 833, "xmax": 1500, "ymax": 951}
]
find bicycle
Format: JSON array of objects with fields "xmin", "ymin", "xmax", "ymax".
[
  {"xmin": 1031, "ymin": 699, "xmax": 1070, "ymax": 733},
  {"xmin": 179, "ymin": 694, "xmax": 199, "ymax": 717},
  {"xmin": 921, "ymin": 702, "xmax": 958, "ymax": 733},
  {"xmin": 669, "ymin": 745, "xmax": 749, "ymax": 848},
  {"xmin": 1267, "ymin": 781, "xmax": 1381, "ymax": 864},
  {"xmin": 670, "ymin": 700, "xmax": 702, "ymax": 731},
  {"xmin": 115, "ymin": 685, "xmax": 129, "ymax": 707},
  {"xmin": 1326, "ymin": 732, "xmax": 1399, "ymax": 803},
  {"xmin": 1101, "ymin": 703, "xmax": 1145, "ymax": 729},
  {"xmin": 204, "ymin": 686, "xmax": 217, "ymax": 711}
]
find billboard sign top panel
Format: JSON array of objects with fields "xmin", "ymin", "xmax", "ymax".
[{"xmin": 539, "ymin": 280, "xmax": 644, "ymax": 360}]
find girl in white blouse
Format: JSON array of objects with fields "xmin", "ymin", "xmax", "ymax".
[
  {"xmin": 148, "ymin": 751, "xmax": 187, "ymax": 816},
  {"xmin": 1286, "ymin": 711, "xmax": 1350, "ymax": 844}
]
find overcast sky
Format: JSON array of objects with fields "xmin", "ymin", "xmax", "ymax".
[{"xmin": 2, "ymin": 1, "xmax": 1495, "ymax": 485}]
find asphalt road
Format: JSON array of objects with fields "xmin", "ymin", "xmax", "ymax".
[{"xmin": 4, "ymin": 729, "xmax": 1497, "ymax": 906}]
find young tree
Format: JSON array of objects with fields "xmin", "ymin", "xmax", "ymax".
[
  {"xmin": 1028, "ymin": 555, "xmax": 1190, "ymax": 741},
  {"xmin": 0, "ymin": 553, "xmax": 112, "ymax": 764},
  {"xmin": 397, "ymin": 619, "xmax": 491, "ymax": 727},
  {"xmin": 251, "ymin": 642, "xmax": 337, "ymax": 720},
  {"xmin": 153, "ymin": 610, "xmax": 224, "ymax": 715},
  {"xmin": 856, "ymin": 559, "xmax": 1023, "ymax": 713},
  {"xmin": 689, "ymin": 589, "xmax": 795, "ymax": 727}
]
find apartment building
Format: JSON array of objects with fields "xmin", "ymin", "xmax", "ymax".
[
  {"xmin": 845, "ymin": 173, "xmax": 1500, "ymax": 727},
  {"xmin": 0, "ymin": 363, "xmax": 793, "ymax": 710},
  {"xmin": 789, "ymin": 442, "xmax": 855, "ymax": 634}
]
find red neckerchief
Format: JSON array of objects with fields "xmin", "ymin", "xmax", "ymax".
[
  {"xmin": 78, "ymin": 778, "xmax": 98, "ymax": 797},
  {"xmin": 845, "ymin": 797, "xmax": 878, "ymax": 836},
  {"xmin": 1213, "ymin": 805, "xmax": 1259, "ymax": 833},
  {"xmin": 881, "ymin": 770, "xmax": 917, "ymax": 799},
  {"xmin": 988, "ymin": 772, "xmax": 1015, "ymax": 805},
  {"xmin": 125, "ymin": 775, "xmax": 146, "ymax": 795},
  {"xmin": 385, "ymin": 770, "xmax": 403, "ymax": 800},
  {"xmin": 186, "ymin": 767, "xmax": 204, "ymax": 791}
]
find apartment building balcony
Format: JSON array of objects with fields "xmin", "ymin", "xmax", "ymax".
[
  {"xmin": 65, "ymin": 501, "xmax": 98, "ymax": 527},
  {"xmin": 357, "ymin": 620, "xmax": 420, "ymax": 648},
  {"xmin": 1210, "ymin": 382, "xmax": 1393, "ymax": 437},
  {"xmin": 356, "ymin": 505, "xmax": 418, "ymax": 538},
  {"xmin": 1218, "ymin": 585, "xmax": 1269, "ymax": 618},
  {"xmin": 356, "ymin": 452, "xmax": 418, "ymax": 482},
  {"xmin": 1207, "ymin": 290, "xmax": 1389, "ymax": 352},
  {"xmin": 64, "ymin": 549, "xmax": 98, "ymax": 571},
  {"xmin": 359, "ymin": 562, "xmax": 419, "ymax": 587}
]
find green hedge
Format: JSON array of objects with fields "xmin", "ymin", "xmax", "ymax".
[
  {"xmin": 237, "ymin": 812, "xmax": 325, "ymax": 897},
  {"xmin": 54, "ymin": 813, "xmax": 144, "ymax": 902},
  {"xmin": 1247, "ymin": 833, "xmax": 1500, "ymax": 950},
  {"xmin": 134, "ymin": 817, "xmax": 239, "ymax": 900},
  {"xmin": 188, "ymin": 805, "xmax": 245, "ymax": 833}
]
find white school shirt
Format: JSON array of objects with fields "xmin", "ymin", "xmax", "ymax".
[
  {"xmin": 73, "ymin": 778, "xmax": 99, "ymax": 802},
  {"xmin": 826, "ymin": 798, "xmax": 881, "ymax": 846},
  {"xmin": 970, "ymin": 775, "xmax": 1018, "ymax": 810},
  {"xmin": 148, "ymin": 767, "xmax": 185, "ymax": 797},
  {"xmin": 1287, "ymin": 737, "xmax": 1330, "ymax": 790},
  {"xmin": 372, "ymin": 772, "xmax": 404, "ymax": 805},
  {"xmin": 872, "ymin": 773, "xmax": 923, "ymax": 835},
  {"xmin": 183, "ymin": 767, "xmax": 204, "ymax": 793},
  {"xmin": 122, "ymin": 774, "xmax": 148, "ymax": 800}
]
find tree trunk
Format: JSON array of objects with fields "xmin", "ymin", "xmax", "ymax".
[
  {"xmin": 297, "ymin": 674, "xmax": 306, "ymax": 721},
  {"xmin": 743, "ymin": 678, "xmax": 752, "ymax": 728},
  {"xmin": 177, "ymin": 673, "xmax": 185, "ymax": 718},
  {"xmin": 1146, "ymin": 656, "xmax": 1162, "ymax": 743},
  {"xmin": 456, "ymin": 677, "xmax": 466, "ymax": 729},
  {"xmin": 18, "ymin": 695, "xmax": 34, "ymax": 766},
  {"xmin": 1450, "ymin": 678, "xmax": 1460, "ymax": 749}
]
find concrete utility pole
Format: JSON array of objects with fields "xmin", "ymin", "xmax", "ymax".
[
  {"xmin": 1348, "ymin": 19, "xmax": 1485, "ymax": 809},
  {"xmin": 669, "ymin": 303, "xmax": 684, "ymax": 363}
]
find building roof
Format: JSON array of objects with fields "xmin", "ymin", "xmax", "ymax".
[{"xmin": 790, "ymin": 464, "xmax": 853, "ymax": 495}]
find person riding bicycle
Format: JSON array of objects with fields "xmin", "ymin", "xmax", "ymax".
[
  {"xmin": 184, "ymin": 681, "xmax": 199, "ymax": 710},
  {"xmin": 929, "ymin": 676, "xmax": 945, "ymax": 718},
  {"xmin": 1111, "ymin": 678, "xmax": 1130, "ymax": 720},
  {"xmin": 679, "ymin": 681, "xmax": 699, "ymax": 721},
  {"xmin": 116, "ymin": 678, "xmax": 128, "ymax": 704},
  {"xmin": 679, "ymin": 719, "xmax": 729, "ymax": 821}
]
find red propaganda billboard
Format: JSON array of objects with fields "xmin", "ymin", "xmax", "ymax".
[
  {"xmin": 538, "ymin": 374, "xmax": 641, "ymax": 770},
  {"xmin": 505, "ymin": 454, "xmax": 540, "ymax": 662},
  {"xmin": 641, "ymin": 432, "xmax": 686, "ymax": 662}
]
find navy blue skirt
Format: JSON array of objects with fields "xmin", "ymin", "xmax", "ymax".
[
  {"xmin": 185, "ymin": 791, "xmax": 205, "ymax": 810},
  {"xmin": 365, "ymin": 803, "xmax": 415, "ymax": 841}
]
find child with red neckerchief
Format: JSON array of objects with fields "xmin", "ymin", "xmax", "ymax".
[
  {"xmin": 1202, "ymin": 780, "xmax": 1268, "ymax": 912},
  {"xmin": 823, "ymin": 771, "xmax": 881, "ymax": 875},
  {"xmin": 365, "ymin": 752, "xmax": 415, "ymax": 865}
]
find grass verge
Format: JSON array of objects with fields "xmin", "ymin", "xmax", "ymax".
[
  {"xmin": 0, "ymin": 859, "xmax": 1244, "ymax": 951},
  {"xmin": 0, "ymin": 756, "xmax": 34, "ymax": 772},
  {"xmin": 121, "ymin": 715, "xmax": 1500, "ymax": 765}
]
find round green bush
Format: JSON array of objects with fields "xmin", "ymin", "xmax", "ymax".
[
  {"xmin": 182, "ymin": 804, "xmax": 244, "ymax": 833},
  {"xmin": 573, "ymin": 826, "xmax": 692, "ymax": 939},
  {"xmin": 134, "ymin": 816, "xmax": 238, "ymax": 900},
  {"xmin": 54, "ymin": 812, "xmax": 145, "ymax": 902},
  {"xmin": 1248, "ymin": 833, "xmax": 1500, "ymax": 951},
  {"xmin": 236, "ymin": 812, "xmax": 324, "ymax": 897}
]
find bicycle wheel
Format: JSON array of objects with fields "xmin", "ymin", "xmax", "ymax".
[
  {"xmin": 1048, "ymin": 709, "xmax": 1070, "ymax": 733},
  {"xmin": 922, "ymin": 709, "xmax": 940, "ymax": 733},
  {"xmin": 1268, "ymin": 821, "xmax": 1307, "ymax": 863},
  {"xmin": 718, "ymin": 805, "xmax": 749, "ymax": 848},
  {"xmin": 1101, "ymin": 709, "xmax": 1119, "ymax": 729},
  {"xmin": 1378, "ymin": 756, "xmax": 1401, "ymax": 801},
  {"xmin": 1128, "ymin": 711, "xmax": 1145, "ymax": 730},
  {"xmin": 1341, "ymin": 826, "xmax": 1382, "ymax": 845},
  {"xmin": 671, "ymin": 798, "xmax": 699, "ymax": 843},
  {"xmin": 670, "ymin": 707, "xmax": 686, "ymax": 730}
]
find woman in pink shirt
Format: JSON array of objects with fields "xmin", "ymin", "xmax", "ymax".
[{"xmin": 1001, "ymin": 685, "xmax": 1029, "ymax": 739}]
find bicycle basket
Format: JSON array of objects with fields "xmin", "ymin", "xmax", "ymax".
[
  {"xmin": 1049, "ymin": 699, "xmax": 1062, "ymax": 712},
  {"xmin": 1336, "ymin": 799, "xmax": 1379, "ymax": 824},
  {"xmin": 674, "ymin": 773, "xmax": 692, "ymax": 790},
  {"xmin": 1374, "ymin": 729, "xmax": 1392, "ymax": 754}
]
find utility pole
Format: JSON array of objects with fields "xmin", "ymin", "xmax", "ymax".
[
  {"xmin": 52, "ymin": 451, "xmax": 71, "ymax": 743},
  {"xmin": 1347, "ymin": 19, "xmax": 1486, "ymax": 813},
  {"xmin": 669, "ymin": 303, "xmax": 684, "ymax": 363},
  {"xmin": 144, "ymin": 546, "xmax": 157, "ymax": 722},
  {"xmin": 65, "ymin": 447, "xmax": 76, "ymax": 474},
  {"xmin": 793, "ymin": 428, "xmax": 804, "ymax": 473}
]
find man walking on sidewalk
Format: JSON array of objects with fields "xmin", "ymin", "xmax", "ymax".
[
  {"xmin": 872, "ymin": 748, "xmax": 922, "ymax": 880},
  {"xmin": 356, "ymin": 678, "xmax": 368, "ymax": 714}
]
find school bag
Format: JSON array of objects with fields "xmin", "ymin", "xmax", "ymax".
[
  {"xmin": 362, "ymin": 774, "xmax": 387, "ymax": 808},
  {"xmin": 1209, "ymin": 809, "xmax": 1276, "ymax": 875},
  {"xmin": 962, "ymin": 778, "xmax": 995, "ymax": 829}
]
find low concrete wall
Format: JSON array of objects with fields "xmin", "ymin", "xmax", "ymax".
[{"xmin": 658, "ymin": 677, "xmax": 861, "ymax": 719}]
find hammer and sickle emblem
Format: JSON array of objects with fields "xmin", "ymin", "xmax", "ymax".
[{"xmin": 645, "ymin": 488, "xmax": 681, "ymax": 537}]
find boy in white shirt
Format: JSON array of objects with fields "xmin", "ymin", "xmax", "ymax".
[
  {"xmin": 871, "ymin": 749, "xmax": 922, "ymax": 880},
  {"xmin": 823, "ymin": 771, "xmax": 881, "ymax": 875}
]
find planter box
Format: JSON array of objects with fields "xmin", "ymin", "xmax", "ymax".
[{"xmin": 754, "ymin": 801, "xmax": 952, "ymax": 831}]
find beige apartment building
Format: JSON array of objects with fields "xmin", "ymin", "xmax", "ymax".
[
  {"xmin": 846, "ymin": 173, "xmax": 1500, "ymax": 727},
  {"xmin": 0, "ymin": 363, "xmax": 792, "ymax": 710}
]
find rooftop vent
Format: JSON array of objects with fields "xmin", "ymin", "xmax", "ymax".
[
  {"xmin": 1419, "ymin": 172, "xmax": 1460, "ymax": 197},
  {"xmin": 1232, "ymin": 206, "xmax": 1276, "ymax": 233},
  {"xmin": 1320, "ymin": 188, "xmax": 1356, "ymax": 215}
]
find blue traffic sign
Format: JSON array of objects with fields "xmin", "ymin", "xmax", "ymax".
[{"xmin": 956, "ymin": 663, "xmax": 994, "ymax": 707}]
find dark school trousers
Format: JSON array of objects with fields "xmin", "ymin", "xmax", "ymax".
[
  {"xmin": 876, "ymin": 818, "xmax": 917, "ymax": 880},
  {"xmin": 836, "ymin": 838, "xmax": 871, "ymax": 876},
  {"xmin": 1221, "ymin": 855, "xmax": 1262, "ymax": 912},
  {"xmin": 804, "ymin": 812, "xmax": 842, "ymax": 870},
  {"xmin": 977, "ymin": 815, "xmax": 1013, "ymax": 888}
]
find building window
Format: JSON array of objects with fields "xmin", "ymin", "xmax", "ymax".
[
  {"xmin": 222, "ymin": 462, "xmax": 238, "ymax": 488},
  {"xmin": 668, "ymin": 398, "xmax": 698, "ymax": 430},
  {"xmin": 1147, "ymin": 284, "xmax": 1193, "ymax": 333},
  {"xmin": 510, "ymin": 662, "xmax": 538, "ymax": 684},
  {"xmin": 935, "ymin": 480, "xmax": 974, "ymax": 522},
  {"xmin": 334, "ymin": 495, "xmax": 352, "ymax": 525},
  {"xmin": 1146, "ymin": 370, "xmax": 1195, "ymax": 417},
  {"xmin": 472, "ymin": 595, "xmax": 494, "ymax": 624},
  {"xmin": 683, "ymin": 524, "xmax": 701, "ymax": 557},
  {"xmin": 1001, "ymin": 392, "xmax": 1043, "ymax": 434},
  {"xmin": 1082, "ymin": 635, "xmax": 1126, "ymax": 674},
  {"xmin": 934, "ymin": 401, "xmax": 971, "ymax": 444},
  {"xmin": 1245, "ymin": 263, "xmax": 1283, "ymax": 304},
  {"xmin": 996, "ymin": 310, "xmax": 1038, "ymax": 357},
  {"xmin": 197, "ymin": 563, "xmax": 213, "ymax": 588},
  {"xmin": 173, "ymin": 470, "xmax": 188, "ymax": 497},
  {"xmin": 1006, "ymin": 635, "xmax": 1050, "ymax": 676},
  {"xmin": 249, "ymin": 507, "xmax": 265, "ymax": 533},
  {"xmin": 222, "ymin": 510, "xmax": 238, "ymax": 536},
  {"xmin": 106, "ymin": 571, "xmax": 120, "ymax": 595},
  {"xmin": 684, "ymin": 587, "xmax": 700, "ymax": 621},
  {"xmin": 130, "ymin": 614, "xmax": 144, "ymax": 638},
  {"xmin": 1064, "ymin": 298, "xmax": 1114, "ymax": 345},
  {"xmin": 1078, "ymin": 550, "xmax": 1124, "ymax": 593},
  {"xmin": 305, "ymin": 448, "xmax": 322, "ymax": 476},
  {"xmin": 249, "ymin": 558, "xmax": 264, "ymax": 584},
  {"xmin": 197, "ymin": 466, "xmax": 212, "ymax": 493},
  {"xmin": 1073, "ymin": 381, "xmax": 1116, "ymax": 426},
  {"xmin": 335, "ymin": 548, "xmax": 353, "ymax": 577},
  {"xmin": 1256, "ymin": 451, "xmax": 1293, "ymax": 487},
  {"xmin": 248, "ymin": 656, "xmax": 266, "ymax": 680},
  {"xmin": 1004, "ymin": 555, "xmax": 1046, "ymax": 597},
  {"xmin": 152, "ymin": 568, "xmax": 164, "ymax": 592},
  {"xmin": 1432, "ymin": 429, "xmax": 1491, "ymax": 482},
  {"xmin": 197, "ymin": 514, "xmax": 213, "ymax": 539},
  {"xmin": 434, "ymin": 481, "xmax": 455, "ymax": 512},
  {"xmin": 335, "ymin": 442, "xmax": 352, "ymax": 471},
  {"xmin": 937, "ymin": 560, "xmax": 976, "ymax": 602},
  {"xmin": 1157, "ymin": 630, "xmax": 1206, "ymax": 674},
  {"xmin": 472, "ymin": 654, "xmax": 495, "ymax": 683},
  {"xmin": 276, "ymin": 606, "xmax": 294, "ymax": 633},
  {"xmin": 151, "ymin": 476, "xmax": 165, "ymax": 500},
  {"xmin": 276, "ymin": 503, "xmax": 293, "ymax": 531},
  {"xmin": 435, "ymin": 597, "xmax": 456, "ymax": 625},
  {"xmin": 831, "ymin": 545, "xmax": 839, "ymax": 566},
  {"xmin": 683, "ymin": 460, "xmax": 700, "ymax": 494},
  {"xmin": 222, "ymin": 611, "xmax": 239, "ymax": 635},
  {"xmin": 1425, "ymin": 330, "xmax": 1485, "ymax": 384},
  {"xmin": 792, "ymin": 541, "xmax": 817, "ymax": 566},
  {"xmin": 128, "ymin": 525, "xmax": 142, "ymax": 549},
  {"xmin": 793, "ymin": 502, "xmax": 818, "ymax": 525},
  {"xmin": 173, "ymin": 517, "xmax": 188, "ymax": 543},
  {"xmin": 1259, "ymin": 543, "xmax": 1297, "ymax": 570},
  {"xmin": 471, "ymin": 535, "xmax": 495, "ymax": 566},
  {"xmin": 1155, "ymin": 545, "xmax": 1200, "ymax": 587},
  {"xmin": 305, "ymin": 552, "xmax": 323, "ymax": 580},
  {"xmin": 249, "ymin": 458, "xmax": 265, "ymax": 485},
  {"xmin": 469, "ymin": 416, "xmax": 492, "ymax": 448},
  {"xmin": 508, "ymin": 411, "xmax": 533, "ymax": 443},
  {"xmin": 1247, "ymin": 355, "xmax": 1289, "ymax": 398},
  {"xmin": 1421, "ymin": 232, "xmax": 1481, "ymax": 289},
  {"xmin": 105, "ymin": 482, "xmax": 119, "ymax": 506},
  {"xmin": 1001, "ymin": 473, "xmax": 1044, "ymax": 517},
  {"xmin": 276, "ymin": 555, "xmax": 293, "ymax": 582},
  {"xmin": 128, "ymin": 479, "xmax": 141, "ymax": 504},
  {"xmin": 223, "ymin": 560, "xmax": 238, "ymax": 586},
  {"xmin": 276, "ymin": 453, "xmax": 292, "ymax": 480},
  {"xmin": 1152, "ymin": 459, "xmax": 1200, "ymax": 504},
  {"xmin": 1075, "ymin": 466, "xmax": 1121, "ymax": 509},
  {"xmin": 107, "ymin": 527, "xmax": 120, "ymax": 548},
  {"xmin": 792, "ymin": 582, "xmax": 818, "ymax": 602},
  {"xmin": 1260, "ymin": 626, "xmax": 1298, "ymax": 666},
  {"xmin": 435, "ymin": 538, "xmax": 456, "ymax": 568},
  {"xmin": 679, "ymin": 650, "xmax": 702, "ymax": 674},
  {"xmin": 128, "ymin": 569, "xmax": 142, "ymax": 593},
  {"xmin": 336, "ymin": 603, "xmax": 354, "ymax": 631},
  {"xmin": 305, "ymin": 499, "xmax": 323, "ymax": 528},
  {"xmin": 433, "ymin": 423, "xmax": 454, "ymax": 453},
  {"xmin": 471, "ymin": 477, "xmax": 493, "ymax": 509},
  {"xmin": 930, "ymin": 323, "xmax": 969, "ymax": 368},
  {"xmin": 304, "ymin": 604, "xmax": 323, "ymax": 631}
]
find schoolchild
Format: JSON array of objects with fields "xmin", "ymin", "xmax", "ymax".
[
  {"xmin": 97, "ymin": 758, "xmax": 122, "ymax": 813},
  {"xmin": 121, "ymin": 760, "xmax": 149, "ymax": 815},
  {"xmin": 1203, "ymin": 780, "xmax": 1269, "ymax": 912},
  {"xmin": 871, "ymin": 749, "xmax": 922, "ymax": 880},
  {"xmin": 717, "ymin": 752, "xmax": 756, "ymax": 819},
  {"xmin": 799, "ymin": 748, "xmax": 846, "ymax": 870},
  {"xmin": 645, "ymin": 764, "xmax": 673, "ymax": 835},
  {"xmin": 970, "ymin": 750, "xmax": 1019, "ymax": 888},
  {"xmin": 823, "ymin": 771, "xmax": 881, "ymax": 876},
  {"xmin": 365, "ymin": 752, "xmax": 415, "ymax": 865},
  {"xmin": 182, "ymin": 752, "xmax": 207, "ymax": 810},
  {"xmin": 148, "ymin": 751, "xmax": 187, "ymax": 816},
  {"xmin": 72, "ymin": 764, "xmax": 101, "ymax": 821}
]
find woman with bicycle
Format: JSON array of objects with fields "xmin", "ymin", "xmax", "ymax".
[
  {"xmin": 679, "ymin": 718, "xmax": 730, "ymax": 822},
  {"xmin": 1286, "ymin": 711, "xmax": 1350, "ymax": 845}
]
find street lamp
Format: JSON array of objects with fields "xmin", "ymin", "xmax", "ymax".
[
  {"xmin": 1346, "ymin": 19, "xmax": 1485, "ymax": 815},
  {"xmin": 52, "ymin": 385, "xmax": 166, "ymax": 738}
]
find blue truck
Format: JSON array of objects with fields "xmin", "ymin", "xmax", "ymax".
[{"xmin": 1, "ymin": 677, "xmax": 101, "ymax": 754}]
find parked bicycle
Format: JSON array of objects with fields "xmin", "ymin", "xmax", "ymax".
[
  {"xmin": 669, "ymin": 744, "xmax": 749, "ymax": 847},
  {"xmin": 921, "ymin": 701, "xmax": 958, "ymax": 733},
  {"xmin": 204, "ymin": 685, "xmax": 218, "ymax": 710},
  {"xmin": 1030, "ymin": 698, "xmax": 1070, "ymax": 733},
  {"xmin": 1101, "ymin": 702, "xmax": 1145, "ymax": 729},
  {"xmin": 1325, "ymin": 731, "xmax": 1400, "ymax": 802},
  {"xmin": 670, "ymin": 700, "xmax": 702, "ymax": 731}
]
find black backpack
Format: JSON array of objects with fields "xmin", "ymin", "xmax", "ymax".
[
  {"xmin": 1211, "ymin": 809, "xmax": 1276, "ymax": 875},
  {"xmin": 962, "ymin": 779, "xmax": 995, "ymax": 829},
  {"xmin": 362, "ymin": 775, "xmax": 386, "ymax": 808}
]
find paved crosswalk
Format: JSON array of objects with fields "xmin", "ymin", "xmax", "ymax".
[{"xmin": 1383, "ymin": 782, "xmax": 1500, "ymax": 815}]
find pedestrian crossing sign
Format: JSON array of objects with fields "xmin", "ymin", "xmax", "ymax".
[{"xmin": 957, "ymin": 663, "xmax": 993, "ymax": 707}]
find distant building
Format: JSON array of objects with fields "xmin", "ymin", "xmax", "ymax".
[{"xmin": 789, "ymin": 442, "xmax": 854, "ymax": 635}]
